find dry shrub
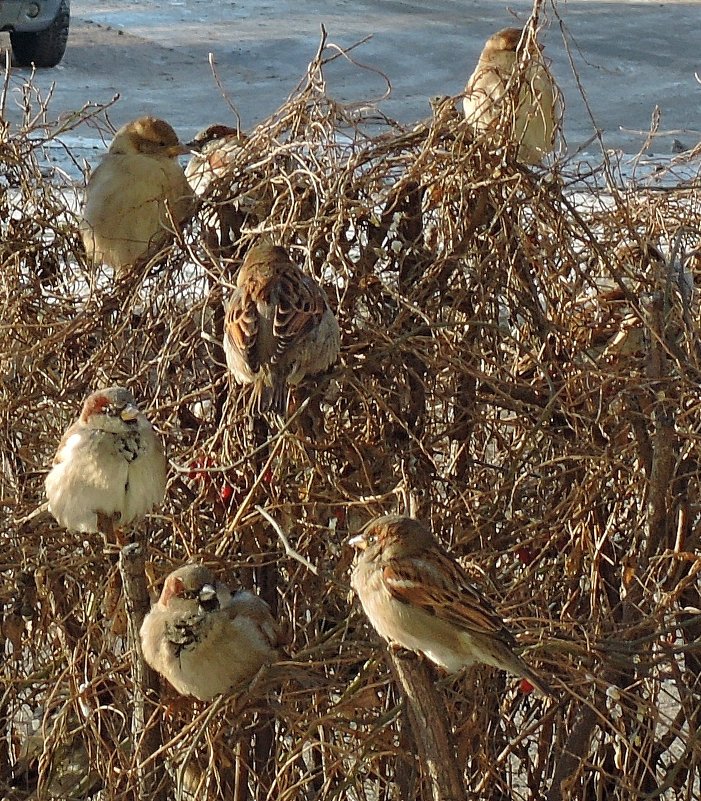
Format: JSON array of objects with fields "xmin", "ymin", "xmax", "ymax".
[{"xmin": 2, "ymin": 22, "xmax": 701, "ymax": 801}]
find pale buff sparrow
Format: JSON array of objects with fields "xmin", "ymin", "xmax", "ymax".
[
  {"xmin": 45, "ymin": 386, "xmax": 167, "ymax": 536},
  {"xmin": 80, "ymin": 116, "xmax": 193, "ymax": 273},
  {"xmin": 350, "ymin": 514, "xmax": 553, "ymax": 696},
  {"xmin": 463, "ymin": 27, "xmax": 558, "ymax": 165}
]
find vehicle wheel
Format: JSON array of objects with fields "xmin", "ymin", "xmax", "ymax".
[{"xmin": 10, "ymin": 0, "xmax": 70, "ymax": 68}]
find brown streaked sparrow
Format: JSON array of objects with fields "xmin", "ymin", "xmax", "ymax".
[
  {"xmin": 45, "ymin": 387, "xmax": 167, "ymax": 536},
  {"xmin": 223, "ymin": 241, "xmax": 340, "ymax": 415},
  {"xmin": 140, "ymin": 563, "xmax": 281, "ymax": 701},
  {"xmin": 463, "ymin": 27, "xmax": 558, "ymax": 165},
  {"xmin": 80, "ymin": 116, "xmax": 193, "ymax": 273},
  {"xmin": 349, "ymin": 515, "xmax": 553, "ymax": 696}
]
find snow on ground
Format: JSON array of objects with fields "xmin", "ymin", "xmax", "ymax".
[{"xmin": 1, "ymin": 0, "xmax": 700, "ymax": 167}]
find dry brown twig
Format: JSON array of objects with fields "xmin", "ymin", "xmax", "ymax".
[{"xmin": 2, "ymin": 10, "xmax": 701, "ymax": 801}]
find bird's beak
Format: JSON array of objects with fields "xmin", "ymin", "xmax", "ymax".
[
  {"xmin": 165, "ymin": 142, "xmax": 194, "ymax": 158},
  {"xmin": 120, "ymin": 404, "xmax": 140, "ymax": 422},
  {"xmin": 199, "ymin": 584, "xmax": 217, "ymax": 602},
  {"xmin": 348, "ymin": 534, "xmax": 367, "ymax": 550},
  {"xmin": 185, "ymin": 138, "xmax": 203, "ymax": 152}
]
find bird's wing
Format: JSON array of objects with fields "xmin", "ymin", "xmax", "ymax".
[
  {"xmin": 382, "ymin": 550, "xmax": 508, "ymax": 638},
  {"xmin": 224, "ymin": 287, "xmax": 261, "ymax": 373},
  {"xmin": 50, "ymin": 422, "xmax": 86, "ymax": 467},
  {"xmin": 226, "ymin": 590, "xmax": 280, "ymax": 649},
  {"xmin": 271, "ymin": 266, "xmax": 327, "ymax": 363}
]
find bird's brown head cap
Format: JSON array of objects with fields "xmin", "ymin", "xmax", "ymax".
[
  {"xmin": 110, "ymin": 116, "xmax": 190, "ymax": 157},
  {"xmin": 186, "ymin": 123, "xmax": 246, "ymax": 151},
  {"xmin": 349, "ymin": 515, "xmax": 434, "ymax": 558}
]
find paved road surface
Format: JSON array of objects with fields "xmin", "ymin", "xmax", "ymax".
[{"xmin": 1, "ymin": 0, "xmax": 699, "ymax": 156}]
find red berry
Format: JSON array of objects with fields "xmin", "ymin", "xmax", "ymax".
[
  {"xmin": 219, "ymin": 484, "xmax": 234, "ymax": 503},
  {"xmin": 519, "ymin": 679, "xmax": 534, "ymax": 695}
]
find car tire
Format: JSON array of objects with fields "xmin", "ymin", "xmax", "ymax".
[{"xmin": 10, "ymin": 0, "xmax": 70, "ymax": 68}]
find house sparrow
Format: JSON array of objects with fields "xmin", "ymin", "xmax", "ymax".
[
  {"xmin": 45, "ymin": 387, "xmax": 167, "ymax": 536},
  {"xmin": 349, "ymin": 515, "xmax": 553, "ymax": 696},
  {"xmin": 463, "ymin": 27, "xmax": 558, "ymax": 165},
  {"xmin": 185, "ymin": 123, "xmax": 249, "ymax": 254},
  {"xmin": 80, "ymin": 116, "xmax": 193, "ymax": 273},
  {"xmin": 185, "ymin": 124, "xmax": 247, "ymax": 195},
  {"xmin": 223, "ymin": 242, "xmax": 340, "ymax": 415},
  {"xmin": 140, "ymin": 563, "xmax": 281, "ymax": 700}
]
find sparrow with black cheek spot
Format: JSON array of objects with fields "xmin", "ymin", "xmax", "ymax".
[
  {"xmin": 80, "ymin": 116, "xmax": 193, "ymax": 273},
  {"xmin": 223, "ymin": 242, "xmax": 340, "ymax": 416},
  {"xmin": 463, "ymin": 27, "xmax": 558, "ymax": 165},
  {"xmin": 140, "ymin": 563, "xmax": 282, "ymax": 701},
  {"xmin": 45, "ymin": 386, "xmax": 167, "ymax": 538},
  {"xmin": 350, "ymin": 515, "xmax": 553, "ymax": 697}
]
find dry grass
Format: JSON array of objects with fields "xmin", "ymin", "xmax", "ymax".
[{"xmin": 2, "ymin": 15, "xmax": 701, "ymax": 801}]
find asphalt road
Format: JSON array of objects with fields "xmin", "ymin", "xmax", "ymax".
[{"xmin": 1, "ymin": 0, "xmax": 700, "ymax": 156}]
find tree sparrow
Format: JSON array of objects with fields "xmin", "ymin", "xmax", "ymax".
[
  {"xmin": 223, "ymin": 242, "xmax": 340, "ymax": 415},
  {"xmin": 349, "ymin": 515, "xmax": 553, "ymax": 696},
  {"xmin": 463, "ymin": 27, "xmax": 558, "ymax": 165},
  {"xmin": 45, "ymin": 387, "xmax": 167, "ymax": 536},
  {"xmin": 140, "ymin": 564, "xmax": 281, "ymax": 701},
  {"xmin": 80, "ymin": 116, "xmax": 193, "ymax": 273}
]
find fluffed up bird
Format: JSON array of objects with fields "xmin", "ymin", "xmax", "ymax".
[
  {"xmin": 223, "ymin": 242, "xmax": 340, "ymax": 415},
  {"xmin": 185, "ymin": 124, "xmax": 249, "ymax": 253},
  {"xmin": 140, "ymin": 563, "xmax": 282, "ymax": 701},
  {"xmin": 80, "ymin": 116, "xmax": 193, "ymax": 273},
  {"xmin": 463, "ymin": 27, "xmax": 558, "ymax": 165},
  {"xmin": 45, "ymin": 386, "xmax": 167, "ymax": 537},
  {"xmin": 349, "ymin": 515, "xmax": 553, "ymax": 696}
]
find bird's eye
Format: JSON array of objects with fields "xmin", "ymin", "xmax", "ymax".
[{"xmin": 367, "ymin": 535, "xmax": 376, "ymax": 545}]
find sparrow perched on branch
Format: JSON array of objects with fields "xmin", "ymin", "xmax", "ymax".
[
  {"xmin": 45, "ymin": 387, "xmax": 167, "ymax": 537},
  {"xmin": 223, "ymin": 242, "xmax": 340, "ymax": 415},
  {"xmin": 80, "ymin": 116, "xmax": 193, "ymax": 272},
  {"xmin": 185, "ymin": 123, "xmax": 249, "ymax": 253},
  {"xmin": 140, "ymin": 563, "xmax": 282, "ymax": 700},
  {"xmin": 462, "ymin": 27, "xmax": 558, "ymax": 165},
  {"xmin": 349, "ymin": 515, "xmax": 553, "ymax": 697}
]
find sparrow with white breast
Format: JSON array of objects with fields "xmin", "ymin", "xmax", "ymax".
[
  {"xmin": 223, "ymin": 242, "xmax": 340, "ymax": 415},
  {"xmin": 80, "ymin": 116, "xmax": 193, "ymax": 273},
  {"xmin": 350, "ymin": 515, "xmax": 553, "ymax": 696},
  {"xmin": 45, "ymin": 386, "xmax": 167, "ymax": 537},
  {"xmin": 140, "ymin": 563, "xmax": 282, "ymax": 701},
  {"xmin": 463, "ymin": 27, "xmax": 558, "ymax": 165},
  {"xmin": 185, "ymin": 124, "xmax": 249, "ymax": 253}
]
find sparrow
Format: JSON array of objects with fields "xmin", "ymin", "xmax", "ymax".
[
  {"xmin": 462, "ymin": 27, "xmax": 558, "ymax": 165},
  {"xmin": 45, "ymin": 387, "xmax": 167, "ymax": 536},
  {"xmin": 185, "ymin": 124, "xmax": 249, "ymax": 252},
  {"xmin": 185, "ymin": 124, "xmax": 248, "ymax": 195},
  {"xmin": 140, "ymin": 563, "xmax": 281, "ymax": 701},
  {"xmin": 223, "ymin": 242, "xmax": 341, "ymax": 415},
  {"xmin": 349, "ymin": 515, "xmax": 553, "ymax": 696},
  {"xmin": 80, "ymin": 116, "xmax": 193, "ymax": 273}
]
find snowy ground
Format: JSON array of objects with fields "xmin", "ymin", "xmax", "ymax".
[
  {"xmin": 1, "ymin": 0, "xmax": 700, "ymax": 167},
  {"xmin": 1, "ymin": 0, "xmax": 692, "ymax": 422}
]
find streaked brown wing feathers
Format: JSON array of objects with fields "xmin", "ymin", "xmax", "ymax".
[{"xmin": 382, "ymin": 552, "xmax": 506, "ymax": 637}]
